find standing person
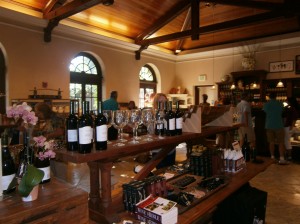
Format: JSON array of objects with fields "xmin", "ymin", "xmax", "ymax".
[
  {"xmin": 236, "ymin": 92, "xmax": 256, "ymax": 149},
  {"xmin": 200, "ymin": 94, "xmax": 210, "ymax": 107},
  {"xmin": 103, "ymin": 91, "xmax": 119, "ymax": 111},
  {"xmin": 263, "ymin": 92, "xmax": 287, "ymax": 165},
  {"xmin": 33, "ymin": 102, "xmax": 65, "ymax": 140},
  {"xmin": 283, "ymin": 96, "xmax": 299, "ymax": 160}
]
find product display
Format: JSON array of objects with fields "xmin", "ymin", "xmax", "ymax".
[
  {"xmin": 66, "ymin": 100, "xmax": 78, "ymax": 151},
  {"xmin": 78, "ymin": 101, "xmax": 93, "ymax": 153}
]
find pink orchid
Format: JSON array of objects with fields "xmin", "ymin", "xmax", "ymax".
[
  {"xmin": 6, "ymin": 102, "xmax": 38, "ymax": 125},
  {"xmin": 33, "ymin": 136, "xmax": 47, "ymax": 147}
]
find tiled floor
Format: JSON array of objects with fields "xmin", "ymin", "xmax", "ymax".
[{"xmin": 51, "ymin": 145, "xmax": 300, "ymax": 224}]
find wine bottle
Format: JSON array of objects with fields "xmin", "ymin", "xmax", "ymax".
[
  {"xmin": 155, "ymin": 101, "xmax": 164, "ymax": 136},
  {"xmin": 175, "ymin": 101, "xmax": 183, "ymax": 135},
  {"xmin": 78, "ymin": 101, "xmax": 93, "ymax": 153},
  {"xmin": 1, "ymin": 132, "xmax": 16, "ymax": 193},
  {"xmin": 66, "ymin": 101, "xmax": 78, "ymax": 151},
  {"xmin": 95, "ymin": 101, "xmax": 107, "ymax": 150},
  {"xmin": 165, "ymin": 101, "xmax": 176, "ymax": 136},
  {"xmin": 242, "ymin": 134, "xmax": 251, "ymax": 162}
]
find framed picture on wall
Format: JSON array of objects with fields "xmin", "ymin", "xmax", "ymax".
[
  {"xmin": 296, "ymin": 55, "xmax": 300, "ymax": 74},
  {"xmin": 269, "ymin": 60, "xmax": 294, "ymax": 73}
]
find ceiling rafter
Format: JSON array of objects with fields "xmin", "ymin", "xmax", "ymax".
[
  {"xmin": 137, "ymin": 11, "xmax": 286, "ymax": 46},
  {"xmin": 175, "ymin": 8, "xmax": 192, "ymax": 52},
  {"xmin": 191, "ymin": 0, "xmax": 200, "ymax": 40},
  {"xmin": 135, "ymin": 0, "xmax": 192, "ymax": 42}
]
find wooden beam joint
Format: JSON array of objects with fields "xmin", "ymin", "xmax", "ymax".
[
  {"xmin": 135, "ymin": 46, "xmax": 148, "ymax": 60},
  {"xmin": 44, "ymin": 19, "xmax": 60, "ymax": 42}
]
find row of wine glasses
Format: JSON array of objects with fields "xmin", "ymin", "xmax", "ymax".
[{"xmin": 102, "ymin": 109, "xmax": 160, "ymax": 147}]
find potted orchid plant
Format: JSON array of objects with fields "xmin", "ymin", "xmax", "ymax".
[{"xmin": 6, "ymin": 102, "xmax": 45, "ymax": 199}]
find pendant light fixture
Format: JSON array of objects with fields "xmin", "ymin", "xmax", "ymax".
[{"xmin": 276, "ymin": 39, "xmax": 284, "ymax": 88}]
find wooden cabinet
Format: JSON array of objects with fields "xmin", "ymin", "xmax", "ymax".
[
  {"xmin": 217, "ymin": 70, "xmax": 267, "ymax": 105},
  {"xmin": 263, "ymin": 78, "xmax": 300, "ymax": 103},
  {"xmin": 0, "ymin": 178, "xmax": 89, "ymax": 224}
]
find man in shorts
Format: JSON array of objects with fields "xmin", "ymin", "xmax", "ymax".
[
  {"xmin": 237, "ymin": 92, "xmax": 256, "ymax": 149},
  {"xmin": 263, "ymin": 92, "xmax": 288, "ymax": 165}
]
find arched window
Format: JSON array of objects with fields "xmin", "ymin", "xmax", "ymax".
[
  {"xmin": 139, "ymin": 65, "xmax": 157, "ymax": 108},
  {"xmin": 69, "ymin": 52, "xmax": 102, "ymax": 113}
]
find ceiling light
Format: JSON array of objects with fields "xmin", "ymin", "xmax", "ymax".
[
  {"xmin": 276, "ymin": 80, "xmax": 284, "ymax": 88},
  {"xmin": 230, "ymin": 84, "xmax": 236, "ymax": 89},
  {"xmin": 253, "ymin": 82, "xmax": 257, "ymax": 88},
  {"xmin": 175, "ymin": 49, "xmax": 181, "ymax": 54}
]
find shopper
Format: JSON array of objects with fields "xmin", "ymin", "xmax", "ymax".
[
  {"xmin": 33, "ymin": 102, "xmax": 65, "ymax": 140},
  {"xmin": 103, "ymin": 91, "xmax": 119, "ymax": 110},
  {"xmin": 283, "ymin": 96, "xmax": 299, "ymax": 160},
  {"xmin": 263, "ymin": 92, "xmax": 287, "ymax": 164},
  {"xmin": 200, "ymin": 94, "xmax": 210, "ymax": 107},
  {"xmin": 236, "ymin": 92, "xmax": 256, "ymax": 149}
]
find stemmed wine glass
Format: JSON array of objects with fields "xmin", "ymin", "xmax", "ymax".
[
  {"xmin": 141, "ymin": 108, "xmax": 154, "ymax": 142},
  {"xmin": 127, "ymin": 109, "xmax": 141, "ymax": 144},
  {"xmin": 103, "ymin": 110, "xmax": 112, "ymax": 144},
  {"xmin": 155, "ymin": 107, "xmax": 165, "ymax": 139},
  {"xmin": 112, "ymin": 110, "xmax": 128, "ymax": 146}
]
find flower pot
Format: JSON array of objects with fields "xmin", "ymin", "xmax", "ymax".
[
  {"xmin": 22, "ymin": 184, "xmax": 39, "ymax": 202},
  {"xmin": 35, "ymin": 159, "xmax": 51, "ymax": 184}
]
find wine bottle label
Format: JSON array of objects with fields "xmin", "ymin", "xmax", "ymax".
[
  {"xmin": 96, "ymin": 125, "xmax": 108, "ymax": 141},
  {"xmin": 2, "ymin": 174, "xmax": 15, "ymax": 190},
  {"xmin": 156, "ymin": 123, "xmax": 163, "ymax": 130},
  {"xmin": 79, "ymin": 126, "xmax": 92, "ymax": 144},
  {"xmin": 176, "ymin": 117, "xmax": 183, "ymax": 129},
  {"xmin": 67, "ymin": 129, "xmax": 78, "ymax": 142},
  {"xmin": 38, "ymin": 166, "xmax": 50, "ymax": 181},
  {"xmin": 169, "ymin": 118, "xmax": 175, "ymax": 130}
]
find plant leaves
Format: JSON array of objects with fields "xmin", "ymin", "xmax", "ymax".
[{"xmin": 18, "ymin": 165, "xmax": 44, "ymax": 197}]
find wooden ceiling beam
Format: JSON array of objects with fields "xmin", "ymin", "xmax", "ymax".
[
  {"xmin": 43, "ymin": 0, "xmax": 105, "ymax": 20},
  {"xmin": 135, "ymin": 0, "xmax": 191, "ymax": 42},
  {"xmin": 191, "ymin": 0, "xmax": 200, "ymax": 40},
  {"xmin": 175, "ymin": 8, "xmax": 192, "ymax": 52},
  {"xmin": 137, "ymin": 11, "xmax": 285, "ymax": 46},
  {"xmin": 43, "ymin": 0, "xmax": 66, "ymax": 14}
]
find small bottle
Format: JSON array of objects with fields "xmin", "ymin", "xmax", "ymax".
[
  {"xmin": 66, "ymin": 101, "xmax": 78, "ymax": 151},
  {"xmin": 175, "ymin": 101, "xmax": 183, "ymax": 135},
  {"xmin": 165, "ymin": 101, "xmax": 176, "ymax": 136},
  {"xmin": 242, "ymin": 134, "xmax": 251, "ymax": 162},
  {"xmin": 95, "ymin": 101, "xmax": 107, "ymax": 150},
  {"xmin": 1, "ymin": 132, "xmax": 16, "ymax": 193},
  {"xmin": 78, "ymin": 101, "xmax": 93, "ymax": 153}
]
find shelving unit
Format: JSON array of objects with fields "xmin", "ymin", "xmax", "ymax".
[
  {"xmin": 217, "ymin": 70, "xmax": 267, "ymax": 105},
  {"xmin": 11, "ymin": 98, "xmax": 79, "ymax": 116},
  {"xmin": 167, "ymin": 94, "xmax": 194, "ymax": 109}
]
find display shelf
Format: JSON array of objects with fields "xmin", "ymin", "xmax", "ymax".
[
  {"xmin": 167, "ymin": 94, "xmax": 194, "ymax": 109},
  {"xmin": 11, "ymin": 98, "xmax": 80, "ymax": 116}
]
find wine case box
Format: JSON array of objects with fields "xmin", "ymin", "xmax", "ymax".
[{"xmin": 224, "ymin": 157, "xmax": 244, "ymax": 173}]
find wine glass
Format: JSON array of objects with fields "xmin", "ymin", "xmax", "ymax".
[
  {"xmin": 127, "ymin": 109, "xmax": 141, "ymax": 144},
  {"xmin": 103, "ymin": 110, "xmax": 112, "ymax": 144},
  {"xmin": 141, "ymin": 108, "xmax": 154, "ymax": 141},
  {"xmin": 155, "ymin": 107, "xmax": 165, "ymax": 139},
  {"xmin": 112, "ymin": 110, "xmax": 128, "ymax": 146}
]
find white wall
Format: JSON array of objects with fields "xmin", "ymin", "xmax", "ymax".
[{"xmin": 0, "ymin": 21, "xmax": 176, "ymax": 107}]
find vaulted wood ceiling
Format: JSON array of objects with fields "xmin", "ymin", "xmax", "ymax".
[{"xmin": 3, "ymin": 0, "xmax": 300, "ymax": 58}]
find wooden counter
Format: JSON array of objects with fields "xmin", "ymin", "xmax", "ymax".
[
  {"xmin": 55, "ymin": 125, "xmax": 240, "ymax": 223},
  {"xmin": 0, "ymin": 178, "xmax": 89, "ymax": 224}
]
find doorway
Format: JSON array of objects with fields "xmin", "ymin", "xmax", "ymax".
[{"xmin": 194, "ymin": 85, "xmax": 217, "ymax": 105}]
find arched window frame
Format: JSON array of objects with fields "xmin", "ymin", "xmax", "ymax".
[
  {"xmin": 139, "ymin": 65, "xmax": 157, "ymax": 108},
  {"xmin": 69, "ymin": 52, "xmax": 102, "ymax": 113}
]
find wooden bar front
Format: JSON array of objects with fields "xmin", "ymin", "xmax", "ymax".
[{"xmin": 55, "ymin": 125, "xmax": 241, "ymax": 223}]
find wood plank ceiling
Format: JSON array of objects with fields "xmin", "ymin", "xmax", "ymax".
[{"xmin": 3, "ymin": 0, "xmax": 300, "ymax": 59}]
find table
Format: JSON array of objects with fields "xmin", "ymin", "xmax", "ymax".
[{"xmin": 55, "ymin": 125, "xmax": 241, "ymax": 223}]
